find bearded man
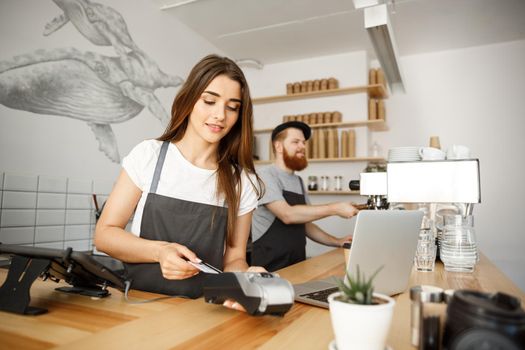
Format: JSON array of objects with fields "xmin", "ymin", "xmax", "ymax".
[{"xmin": 250, "ymin": 121, "xmax": 358, "ymax": 271}]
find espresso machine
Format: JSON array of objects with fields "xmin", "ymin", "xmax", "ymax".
[
  {"xmin": 351, "ymin": 159, "xmax": 481, "ymax": 214},
  {"xmin": 385, "ymin": 159, "xmax": 481, "ymax": 216}
]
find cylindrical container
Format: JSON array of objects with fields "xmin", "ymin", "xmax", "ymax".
[
  {"xmin": 328, "ymin": 77, "xmax": 338, "ymax": 89},
  {"xmin": 286, "ymin": 83, "xmax": 293, "ymax": 95},
  {"xmin": 369, "ymin": 68, "xmax": 377, "ymax": 85},
  {"xmin": 315, "ymin": 113, "xmax": 324, "ymax": 124},
  {"xmin": 429, "ymin": 136, "xmax": 441, "ymax": 149},
  {"xmin": 333, "ymin": 129, "xmax": 339, "ymax": 158},
  {"xmin": 410, "ymin": 285, "xmax": 444, "ymax": 347},
  {"xmin": 349, "ymin": 180, "xmax": 360, "ymax": 191},
  {"xmin": 334, "ymin": 176, "xmax": 343, "ymax": 191},
  {"xmin": 320, "ymin": 79, "xmax": 328, "ymax": 90},
  {"xmin": 307, "ymin": 176, "xmax": 318, "ymax": 191},
  {"xmin": 440, "ymin": 215, "xmax": 478, "ymax": 273},
  {"xmin": 414, "ymin": 228, "xmax": 437, "ymax": 272},
  {"xmin": 377, "ymin": 68, "xmax": 386, "ymax": 88},
  {"xmin": 312, "ymin": 130, "xmax": 319, "ymax": 159},
  {"xmin": 332, "ymin": 111, "xmax": 342, "ymax": 123},
  {"xmin": 293, "ymin": 82, "xmax": 301, "ymax": 94},
  {"xmin": 324, "ymin": 112, "xmax": 332, "ymax": 124},
  {"xmin": 318, "ymin": 128, "xmax": 326, "ymax": 159},
  {"xmin": 313, "ymin": 79, "xmax": 320, "ymax": 91},
  {"xmin": 303, "ymin": 114, "xmax": 310, "ymax": 123},
  {"xmin": 307, "ymin": 80, "xmax": 314, "ymax": 92},
  {"xmin": 368, "ymin": 99, "xmax": 377, "ymax": 120},
  {"xmin": 377, "ymin": 99, "xmax": 385, "ymax": 120},
  {"xmin": 348, "ymin": 129, "xmax": 356, "ymax": 157},
  {"xmin": 320, "ymin": 176, "xmax": 329, "ymax": 191},
  {"xmin": 341, "ymin": 131, "xmax": 348, "ymax": 158},
  {"xmin": 327, "ymin": 129, "xmax": 336, "ymax": 158},
  {"xmin": 300, "ymin": 81, "xmax": 308, "ymax": 93},
  {"xmin": 308, "ymin": 113, "xmax": 317, "ymax": 125}
]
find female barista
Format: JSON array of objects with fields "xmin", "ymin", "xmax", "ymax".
[{"xmin": 95, "ymin": 54, "xmax": 264, "ymax": 303}]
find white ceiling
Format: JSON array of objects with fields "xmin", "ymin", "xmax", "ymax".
[{"xmin": 157, "ymin": 0, "xmax": 525, "ymax": 65}]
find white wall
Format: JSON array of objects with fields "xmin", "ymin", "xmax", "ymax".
[
  {"xmin": 372, "ymin": 40, "xmax": 525, "ymax": 291},
  {"xmin": 0, "ymin": 0, "xmax": 222, "ymax": 181}
]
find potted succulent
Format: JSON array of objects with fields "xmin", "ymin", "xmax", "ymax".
[{"xmin": 328, "ymin": 266, "xmax": 395, "ymax": 350}]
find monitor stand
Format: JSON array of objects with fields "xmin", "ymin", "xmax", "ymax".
[{"xmin": 0, "ymin": 255, "xmax": 51, "ymax": 315}]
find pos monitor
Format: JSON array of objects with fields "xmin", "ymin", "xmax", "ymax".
[{"xmin": 0, "ymin": 244, "xmax": 127, "ymax": 315}]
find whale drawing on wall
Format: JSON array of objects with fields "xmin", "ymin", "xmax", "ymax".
[{"xmin": 0, "ymin": 0, "xmax": 183, "ymax": 163}]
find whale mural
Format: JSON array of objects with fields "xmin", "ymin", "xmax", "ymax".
[{"xmin": 0, "ymin": 0, "xmax": 184, "ymax": 162}]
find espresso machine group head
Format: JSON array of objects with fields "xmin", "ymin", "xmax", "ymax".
[{"xmin": 349, "ymin": 172, "xmax": 389, "ymax": 210}]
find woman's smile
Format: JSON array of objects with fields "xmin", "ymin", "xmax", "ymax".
[{"xmin": 205, "ymin": 122, "xmax": 225, "ymax": 133}]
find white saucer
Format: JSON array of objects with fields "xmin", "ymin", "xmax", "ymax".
[{"xmin": 328, "ymin": 340, "xmax": 393, "ymax": 350}]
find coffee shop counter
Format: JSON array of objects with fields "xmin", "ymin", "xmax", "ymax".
[{"xmin": 0, "ymin": 250, "xmax": 523, "ymax": 350}]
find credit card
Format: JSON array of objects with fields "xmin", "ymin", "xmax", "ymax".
[{"xmin": 188, "ymin": 261, "xmax": 222, "ymax": 274}]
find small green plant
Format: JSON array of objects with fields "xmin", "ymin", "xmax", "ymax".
[{"xmin": 335, "ymin": 265, "xmax": 383, "ymax": 305}]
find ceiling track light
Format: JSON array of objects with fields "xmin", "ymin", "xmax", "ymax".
[
  {"xmin": 235, "ymin": 59, "xmax": 264, "ymax": 70},
  {"xmin": 364, "ymin": 3, "xmax": 405, "ymax": 93},
  {"xmin": 160, "ymin": 0, "xmax": 204, "ymax": 11}
]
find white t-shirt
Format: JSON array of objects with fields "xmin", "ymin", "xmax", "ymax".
[{"xmin": 122, "ymin": 139, "xmax": 259, "ymax": 236}]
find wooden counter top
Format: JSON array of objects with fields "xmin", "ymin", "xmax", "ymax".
[{"xmin": 0, "ymin": 250, "xmax": 523, "ymax": 349}]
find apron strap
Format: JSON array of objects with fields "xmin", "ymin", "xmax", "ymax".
[
  {"xmin": 298, "ymin": 176, "xmax": 305, "ymax": 195},
  {"xmin": 149, "ymin": 141, "xmax": 170, "ymax": 193}
]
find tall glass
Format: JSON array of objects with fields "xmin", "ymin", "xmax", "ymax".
[
  {"xmin": 414, "ymin": 228, "xmax": 437, "ymax": 271},
  {"xmin": 440, "ymin": 215, "xmax": 478, "ymax": 272}
]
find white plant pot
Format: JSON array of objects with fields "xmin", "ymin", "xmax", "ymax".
[{"xmin": 328, "ymin": 291, "xmax": 395, "ymax": 350}]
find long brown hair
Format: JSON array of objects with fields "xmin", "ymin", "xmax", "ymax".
[{"xmin": 158, "ymin": 54, "xmax": 263, "ymax": 246}]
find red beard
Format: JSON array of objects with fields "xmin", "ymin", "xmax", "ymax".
[{"xmin": 283, "ymin": 149, "xmax": 308, "ymax": 171}]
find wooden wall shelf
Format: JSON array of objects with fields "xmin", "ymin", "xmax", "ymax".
[
  {"xmin": 252, "ymin": 84, "xmax": 387, "ymax": 104},
  {"xmin": 254, "ymin": 157, "xmax": 385, "ymax": 165},
  {"xmin": 308, "ymin": 190, "xmax": 361, "ymax": 195},
  {"xmin": 254, "ymin": 119, "xmax": 388, "ymax": 133}
]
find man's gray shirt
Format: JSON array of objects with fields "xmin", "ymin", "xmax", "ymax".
[{"xmin": 251, "ymin": 164, "xmax": 310, "ymax": 242}]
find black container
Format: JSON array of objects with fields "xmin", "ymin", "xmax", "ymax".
[
  {"xmin": 443, "ymin": 290, "xmax": 525, "ymax": 350},
  {"xmin": 348, "ymin": 180, "xmax": 360, "ymax": 191}
]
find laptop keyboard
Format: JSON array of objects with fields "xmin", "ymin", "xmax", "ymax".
[{"xmin": 300, "ymin": 287, "xmax": 339, "ymax": 303}]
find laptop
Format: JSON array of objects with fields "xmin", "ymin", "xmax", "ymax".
[{"xmin": 294, "ymin": 210, "xmax": 424, "ymax": 308}]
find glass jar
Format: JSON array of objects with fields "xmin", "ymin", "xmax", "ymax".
[
  {"xmin": 320, "ymin": 176, "xmax": 329, "ymax": 191},
  {"xmin": 334, "ymin": 176, "xmax": 343, "ymax": 191},
  {"xmin": 440, "ymin": 215, "xmax": 478, "ymax": 273},
  {"xmin": 307, "ymin": 176, "xmax": 318, "ymax": 191}
]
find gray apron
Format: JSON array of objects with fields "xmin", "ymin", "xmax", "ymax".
[
  {"xmin": 251, "ymin": 178, "xmax": 307, "ymax": 272},
  {"xmin": 125, "ymin": 141, "xmax": 227, "ymax": 298}
]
